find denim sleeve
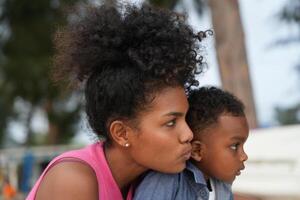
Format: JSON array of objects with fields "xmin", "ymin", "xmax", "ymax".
[{"xmin": 133, "ymin": 171, "xmax": 179, "ymax": 200}]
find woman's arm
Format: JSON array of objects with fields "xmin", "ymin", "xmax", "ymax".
[{"xmin": 35, "ymin": 161, "xmax": 98, "ymax": 200}]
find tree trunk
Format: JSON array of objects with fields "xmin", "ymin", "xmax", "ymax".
[
  {"xmin": 25, "ymin": 105, "xmax": 34, "ymax": 146},
  {"xmin": 44, "ymin": 99, "xmax": 59, "ymax": 144},
  {"xmin": 208, "ymin": 0, "xmax": 258, "ymax": 129},
  {"xmin": 48, "ymin": 121, "xmax": 59, "ymax": 145}
]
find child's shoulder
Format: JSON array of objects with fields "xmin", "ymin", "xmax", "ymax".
[
  {"xmin": 134, "ymin": 170, "xmax": 181, "ymax": 200},
  {"xmin": 134, "ymin": 164, "xmax": 207, "ymax": 200},
  {"xmin": 141, "ymin": 170, "xmax": 181, "ymax": 185},
  {"xmin": 210, "ymin": 178, "xmax": 233, "ymax": 199}
]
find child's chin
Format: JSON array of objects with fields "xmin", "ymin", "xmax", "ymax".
[
  {"xmin": 221, "ymin": 177, "xmax": 235, "ymax": 184},
  {"xmin": 228, "ymin": 177, "xmax": 235, "ymax": 184}
]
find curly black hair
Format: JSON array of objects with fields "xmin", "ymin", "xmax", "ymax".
[
  {"xmin": 187, "ymin": 86, "xmax": 245, "ymax": 134},
  {"xmin": 53, "ymin": 3, "xmax": 208, "ymax": 142}
]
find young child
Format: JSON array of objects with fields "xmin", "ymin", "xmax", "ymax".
[{"xmin": 134, "ymin": 86, "xmax": 249, "ymax": 200}]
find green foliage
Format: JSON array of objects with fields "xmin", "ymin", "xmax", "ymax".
[
  {"xmin": 275, "ymin": 0, "xmax": 300, "ymax": 125},
  {"xmin": 0, "ymin": 0, "xmax": 87, "ymax": 147},
  {"xmin": 280, "ymin": 0, "xmax": 300, "ymax": 24},
  {"xmin": 275, "ymin": 104, "xmax": 300, "ymax": 125},
  {"xmin": 149, "ymin": 0, "xmax": 178, "ymax": 9},
  {"xmin": 148, "ymin": 0, "xmax": 206, "ymax": 15}
]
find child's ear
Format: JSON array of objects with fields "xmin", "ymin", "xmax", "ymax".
[{"xmin": 191, "ymin": 140, "xmax": 205, "ymax": 162}]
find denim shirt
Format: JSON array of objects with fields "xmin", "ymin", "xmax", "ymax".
[{"xmin": 134, "ymin": 162, "xmax": 233, "ymax": 200}]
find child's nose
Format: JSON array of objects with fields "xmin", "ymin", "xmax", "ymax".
[{"xmin": 240, "ymin": 149, "xmax": 248, "ymax": 162}]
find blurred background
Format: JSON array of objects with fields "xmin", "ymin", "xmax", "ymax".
[{"xmin": 0, "ymin": 0, "xmax": 299, "ymax": 199}]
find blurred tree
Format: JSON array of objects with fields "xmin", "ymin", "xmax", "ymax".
[
  {"xmin": 149, "ymin": 0, "xmax": 258, "ymax": 128},
  {"xmin": 280, "ymin": 0, "xmax": 300, "ymax": 33},
  {"xmin": 275, "ymin": 104, "xmax": 300, "ymax": 125},
  {"xmin": 0, "ymin": 82, "xmax": 15, "ymax": 146},
  {"xmin": 208, "ymin": 0, "xmax": 257, "ymax": 129},
  {"xmin": 0, "ymin": 0, "xmax": 86, "ymax": 147},
  {"xmin": 275, "ymin": 0, "xmax": 300, "ymax": 125}
]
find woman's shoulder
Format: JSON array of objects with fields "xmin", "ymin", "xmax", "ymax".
[{"xmin": 35, "ymin": 161, "xmax": 98, "ymax": 200}]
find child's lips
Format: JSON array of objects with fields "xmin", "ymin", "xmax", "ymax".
[
  {"xmin": 236, "ymin": 166, "xmax": 245, "ymax": 176},
  {"xmin": 240, "ymin": 165, "xmax": 245, "ymax": 171}
]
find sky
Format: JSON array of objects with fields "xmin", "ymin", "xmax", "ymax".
[
  {"xmin": 184, "ymin": 0, "xmax": 300, "ymax": 127},
  {"xmin": 239, "ymin": 0, "xmax": 300, "ymax": 126}
]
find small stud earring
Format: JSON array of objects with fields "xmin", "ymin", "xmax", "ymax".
[{"xmin": 125, "ymin": 143, "xmax": 130, "ymax": 147}]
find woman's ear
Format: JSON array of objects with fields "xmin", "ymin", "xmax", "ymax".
[
  {"xmin": 109, "ymin": 120, "xmax": 130, "ymax": 147},
  {"xmin": 191, "ymin": 140, "xmax": 205, "ymax": 162}
]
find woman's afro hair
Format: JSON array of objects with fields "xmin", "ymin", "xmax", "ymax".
[
  {"xmin": 53, "ymin": 3, "xmax": 209, "ymax": 87},
  {"xmin": 52, "ymin": 3, "xmax": 211, "ymax": 140}
]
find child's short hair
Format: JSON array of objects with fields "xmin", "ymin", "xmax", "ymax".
[{"xmin": 187, "ymin": 86, "xmax": 245, "ymax": 133}]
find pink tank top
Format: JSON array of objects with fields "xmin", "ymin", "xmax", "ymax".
[{"xmin": 26, "ymin": 142, "xmax": 133, "ymax": 200}]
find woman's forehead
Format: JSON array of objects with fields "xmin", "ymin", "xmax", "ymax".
[{"xmin": 139, "ymin": 86, "xmax": 188, "ymax": 116}]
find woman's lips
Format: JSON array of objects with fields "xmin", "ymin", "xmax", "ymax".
[
  {"xmin": 181, "ymin": 146, "xmax": 192, "ymax": 160},
  {"xmin": 182, "ymin": 151, "xmax": 191, "ymax": 160}
]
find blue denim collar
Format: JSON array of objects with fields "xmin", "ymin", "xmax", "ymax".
[{"xmin": 185, "ymin": 161, "xmax": 207, "ymax": 186}]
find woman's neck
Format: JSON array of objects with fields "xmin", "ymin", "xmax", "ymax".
[{"xmin": 104, "ymin": 143, "xmax": 147, "ymax": 191}]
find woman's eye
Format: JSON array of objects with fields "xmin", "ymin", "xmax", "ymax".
[
  {"xmin": 230, "ymin": 143, "xmax": 239, "ymax": 150},
  {"xmin": 166, "ymin": 119, "xmax": 176, "ymax": 127}
]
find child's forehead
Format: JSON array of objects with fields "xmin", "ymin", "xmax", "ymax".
[{"xmin": 194, "ymin": 115, "xmax": 249, "ymax": 142}]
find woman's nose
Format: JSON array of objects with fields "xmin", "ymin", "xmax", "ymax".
[{"xmin": 179, "ymin": 123, "xmax": 193, "ymax": 144}]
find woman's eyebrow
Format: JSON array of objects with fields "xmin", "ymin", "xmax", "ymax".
[{"xmin": 163, "ymin": 112, "xmax": 185, "ymax": 117}]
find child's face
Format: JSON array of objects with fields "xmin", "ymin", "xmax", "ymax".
[{"xmin": 193, "ymin": 114, "xmax": 249, "ymax": 183}]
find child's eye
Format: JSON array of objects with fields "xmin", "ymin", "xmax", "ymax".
[
  {"xmin": 230, "ymin": 143, "xmax": 239, "ymax": 151},
  {"xmin": 165, "ymin": 119, "xmax": 176, "ymax": 127}
]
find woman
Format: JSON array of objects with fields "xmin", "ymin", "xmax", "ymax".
[{"xmin": 26, "ymin": 3, "xmax": 206, "ymax": 200}]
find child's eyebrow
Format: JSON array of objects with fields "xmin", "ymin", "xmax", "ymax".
[{"xmin": 230, "ymin": 135, "xmax": 247, "ymax": 142}]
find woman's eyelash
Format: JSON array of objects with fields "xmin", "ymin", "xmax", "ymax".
[{"xmin": 166, "ymin": 119, "xmax": 176, "ymax": 127}]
